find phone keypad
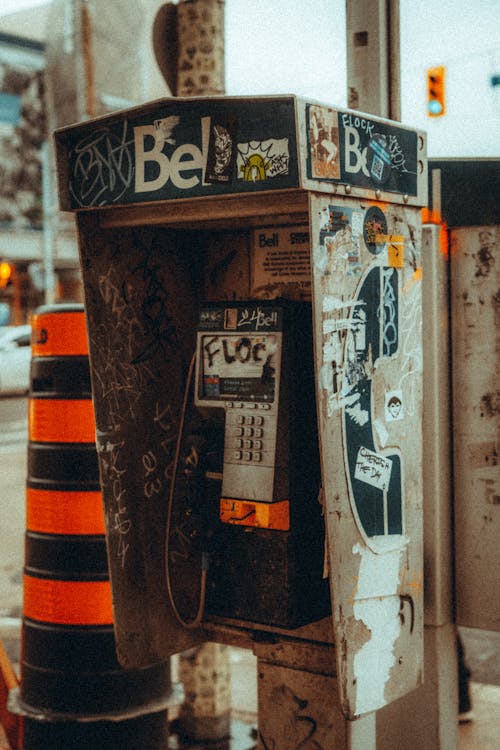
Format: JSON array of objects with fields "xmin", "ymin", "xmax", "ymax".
[{"xmin": 226, "ymin": 405, "xmax": 273, "ymax": 465}]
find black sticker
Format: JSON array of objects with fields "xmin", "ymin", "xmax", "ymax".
[
  {"xmin": 205, "ymin": 115, "xmax": 238, "ymax": 184},
  {"xmin": 363, "ymin": 206, "xmax": 387, "ymax": 255}
]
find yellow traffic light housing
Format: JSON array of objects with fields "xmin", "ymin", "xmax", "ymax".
[
  {"xmin": 427, "ymin": 66, "xmax": 446, "ymax": 117},
  {"xmin": 0, "ymin": 261, "xmax": 13, "ymax": 288}
]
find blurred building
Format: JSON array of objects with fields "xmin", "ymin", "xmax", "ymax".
[{"xmin": 0, "ymin": 0, "xmax": 170, "ymax": 324}]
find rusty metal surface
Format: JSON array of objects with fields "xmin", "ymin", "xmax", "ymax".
[
  {"xmin": 421, "ymin": 224, "xmax": 454, "ymax": 627},
  {"xmin": 256, "ymin": 657, "xmax": 376, "ymax": 750},
  {"xmin": 451, "ymin": 225, "xmax": 499, "ymax": 632}
]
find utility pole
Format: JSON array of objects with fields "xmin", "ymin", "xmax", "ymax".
[
  {"xmin": 345, "ymin": 0, "xmax": 401, "ymax": 120},
  {"xmin": 345, "ymin": 3, "xmax": 459, "ymax": 748}
]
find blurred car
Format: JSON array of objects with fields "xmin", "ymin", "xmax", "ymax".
[{"xmin": 0, "ymin": 324, "xmax": 32, "ymax": 395}]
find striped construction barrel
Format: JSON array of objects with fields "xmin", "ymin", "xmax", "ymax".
[{"xmin": 16, "ymin": 304, "xmax": 172, "ymax": 749}]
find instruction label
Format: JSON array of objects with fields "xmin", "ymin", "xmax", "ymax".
[{"xmin": 251, "ymin": 225, "xmax": 311, "ymax": 300}]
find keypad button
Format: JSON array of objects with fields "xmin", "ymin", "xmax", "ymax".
[
  {"xmin": 252, "ymin": 453, "xmax": 262, "ymax": 462},
  {"xmin": 255, "ymin": 416, "xmax": 264, "ymax": 426},
  {"xmin": 244, "ymin": 427, "xmax": 254, "ymax": 437},
  {"xmin": 254, "ymin": 440, "xmax": 262, "ymax": 450},
  {"xmin": 236, "ymin": 415, "xmax": 245, "ymax": 424},
  {"xmin": 235, "ymin": 427, "xmax": 244, "ymax": 436},
  {"xmin": 243, "ymin": 439, "xmax": 253, "ymax": 449},
  {"xmin": 243, "ymin": 451, "xmax": 252, "ymax": 461},
  {"xmin": 236, "ymin": 439, "xmax": 243, "ymax": 448},
  {"xmin": 246, "ymin": 416, "xmax": 254, "ymax": 425},
  {"xmin": 234, "ymin": 451, "xmax": 242, "ymax": 460},
  {"xmin": 254, "ymin": 428, "xmax": 263, "ymax": 438}
]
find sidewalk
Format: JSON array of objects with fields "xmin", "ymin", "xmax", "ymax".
[
  {"xmin": 168, "ymin": 647, "xmax": 500, "ymax": 749},
  {"xmin": 459, "ymin": 682, "xmax": 500, "ymax": 750},
  {"xmin": 1, "ymin": 642, "xmax": 500, "ymax": 748}
]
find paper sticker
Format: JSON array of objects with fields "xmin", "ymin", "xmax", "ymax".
[
  {"xmin": 237, "ymin": 138, "xmax": 289, "ymax": 181},
  {"xmin": 308, "ymin": 105, "xmax": 341, "ymax": 179},
  {"xmin": 355, "ymin": 447, "xmax": 393, "ymax": 491},
  {"xmin": 363, "ymin": 206, "xmax": 387, "ymax": 255},
  {"xmin": 385, "ymin": 390, "xmax": 403, "ymax": 421},
  {"xmin": 205, "ymin": 116, "xmax": 238, "ymax": 184},
  {"xmin": 388, "ymin": 236, "xmax": 405, "ymax": 268},
  {"xmin": 320, "ymin": 205, "xmax": 364, "ymax": 276}
]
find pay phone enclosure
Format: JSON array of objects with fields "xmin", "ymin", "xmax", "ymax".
[{"xmin": 54, "ymin": 94, "xmax": 426, "ymax": 719}]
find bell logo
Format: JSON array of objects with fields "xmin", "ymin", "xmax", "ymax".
[
  {"xmin": 344, "ymin": 126, "xmax": 370, "ymax": 177},
  {"xmin": 134, "ymin": 117, "xmax": 210, "ymax": 192}
]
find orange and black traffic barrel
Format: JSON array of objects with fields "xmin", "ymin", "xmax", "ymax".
[{"xmin": 11, "ymin": 304, "xmax": 172, "ymax": 749}]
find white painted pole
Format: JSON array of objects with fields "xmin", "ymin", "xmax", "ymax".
[{"xmin": 42, "ymin": 142, "xmax": 57, "ymax": 305}]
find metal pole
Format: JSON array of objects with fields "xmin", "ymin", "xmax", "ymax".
[{"xmin": 42, "ymin": 143, "xmax": 57, "ymax": 306}]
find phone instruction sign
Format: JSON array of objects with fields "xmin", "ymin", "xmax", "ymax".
[{"xmin": 251, "ymin": 225, "xmax": 311, "ymax": 300}]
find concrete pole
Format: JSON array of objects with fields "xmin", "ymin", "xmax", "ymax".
[
  {"xmin": 176, "ymin": 0, "xmax": 225, "ymax": 96},
  {"xmin": 168, "ymin": 4, "xmax": 231, "ymax": 742},
  {"xmin": 345, "ymin": 0, "xmax": 401, "ymax": 120}
]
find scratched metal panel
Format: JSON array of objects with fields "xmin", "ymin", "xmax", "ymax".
[
  {"xmin": 54, "ymin": 96, "xmax": 300, "ymax": 211},
  {"xmin": 53, "ymin": 95, "xmax": 428, "ymax": 214},
  {"xmin": 297, "ymin": 99, "xmax": 427, "ymax": 207},
  {"xmin": 76, "ymin": 215, "xmax": 204, "ymax": 667},
  {"xmin": 451, "ymin": 225, "xmax": 500, "ymax": 632},
  {"xmin": 310, "ymin": 193, "xmax": 424, "ymax": 718}
]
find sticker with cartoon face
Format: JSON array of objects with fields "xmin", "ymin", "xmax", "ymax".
[
  {"xmin": 385, "ymin": 390, "xmax": 404, "ymax": 421},
  {"xmin": 206, "ymin": 116, "xmax": 238, "ymax": 184}
]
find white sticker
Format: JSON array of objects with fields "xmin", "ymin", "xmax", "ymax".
[
  {"xmin": 237, "ymin": 138, "xmax": 289, "ymax": 180},
  {"xmin": 355, "ymin": 447, "xmax": 392, "ymax": 491},
  {"xmin": 385, "ymin": 390, "xmax": 403, "ymax": 421}
]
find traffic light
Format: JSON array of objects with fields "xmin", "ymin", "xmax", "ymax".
[
  {"xmin": 427, "ymin": 66, "xmax": 446, "ymax": 117},
  {"xmin": 0, "ymin": 261, "xmax": 13, "ymax": 288}
]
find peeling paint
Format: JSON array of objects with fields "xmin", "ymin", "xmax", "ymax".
[
  {"xmin": 312, "ymin": 194, "xmax": 424, "ymax": 715},
  {"xmin": 373, "ymin": 418, "xmax": 389, "ymax": 447},
  {"xmin": 323, "ymin": 295, "xmax": 365, "ymax": 313},
  {"xmin": 352, "ymin": 542, "xmax": 404, "ymax": 715}
]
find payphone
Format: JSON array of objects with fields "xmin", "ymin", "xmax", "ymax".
[
  {"xmin": 53, "ymin": 94, "xmax": 427, "ymax": 720},
  {"xmin": 165, "ymin": 300, "xmax": 330, "ymax": 629}
]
